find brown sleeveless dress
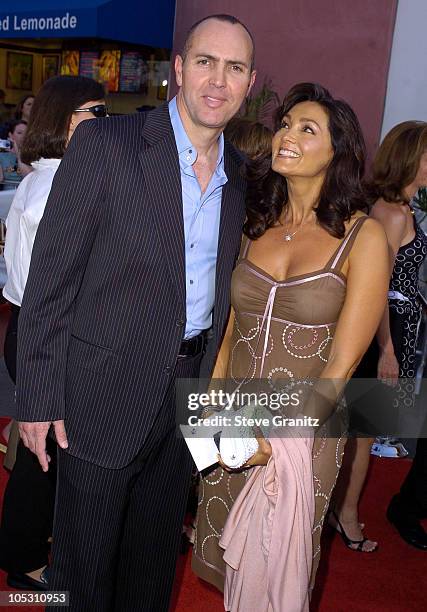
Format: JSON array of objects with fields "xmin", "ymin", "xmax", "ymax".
[{"xmin": 192, "ymin": 217, "xmax": 367, "ymax": 593}]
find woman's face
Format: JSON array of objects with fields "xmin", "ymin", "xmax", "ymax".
[
  {"xmin": 67, "ymin": 99, "xmax": 106, "ymax": 141},
  {"xmin": 271, "ymin": 101, "xmax": 334, "ymax": 180},
  {"xmin": 9, "ymin": 122, "xmax": 27, "ymax": 148},
  {"xmin": 22, "ymin": 96, "xmax": 34, "ymax": 120},
  {"xmin": 413, "ymin": 150, "xmax": 427, "ymax": 189}
]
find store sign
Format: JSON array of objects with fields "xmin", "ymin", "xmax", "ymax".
[
  {"xmin": 0, "ymin": 13, "xmax": 77, "ymax": 32},
  {"xmin": 0, "ymin": 10, "xmax": 96, "ymax": 38}
]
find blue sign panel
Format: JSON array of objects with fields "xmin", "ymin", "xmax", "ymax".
[
  {"xmin": 0, "ymin": 1, "xmax": 176, "ymax": 48},
  {"xmin": 0, "ymin": 10, "xmax": 97, "ymax": 38}
]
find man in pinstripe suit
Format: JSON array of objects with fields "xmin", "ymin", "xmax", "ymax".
[{"xmin": 15, "ymin": 15, "xmax": 256, "ymax": 611}]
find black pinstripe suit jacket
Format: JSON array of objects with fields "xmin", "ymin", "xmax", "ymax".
[{"xmin": 15, "ymin": 104, "xmax": 246, "ymax": 468}]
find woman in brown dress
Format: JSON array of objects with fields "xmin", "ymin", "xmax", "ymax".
[{"xmin": 192, "ymin": 83, "xmax": 389, "ymax": 611}]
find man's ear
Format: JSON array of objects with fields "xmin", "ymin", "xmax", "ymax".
[
  {"xmin": 175, "ymin": 54, "xmax": 184, "ymax": 88},
  {"xmin": 246, "ymin": 70, "xmax": 257, "ymax": 98}
]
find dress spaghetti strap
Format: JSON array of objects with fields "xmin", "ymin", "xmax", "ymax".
[
  {"xmin": 239, "ymin": 234, "xmax": 251, "ymax": 261},
  {"xmin": 325, "ymin": 216, "xmax": 368, "ymax": 272}
]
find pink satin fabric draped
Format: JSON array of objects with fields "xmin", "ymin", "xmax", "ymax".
[{"xmin": 219, "ymin": 435, "xmax": 315, "ymax": 612}]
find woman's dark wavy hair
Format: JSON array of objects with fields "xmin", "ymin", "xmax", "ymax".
[
  {"xmin": 21, "ymin": 76, "xmax": 105, "ymax": 165},
  {"xmin": 244, "ymin": 82, "xmax": 368, "ymax": 239}
]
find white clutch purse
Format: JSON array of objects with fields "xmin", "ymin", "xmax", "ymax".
[
  {"xmin": 214, "ymin": 402, "xmax": 271, "ymax": 469},
  {"xmin": 219, "ymin": 432, "xmax": 259, "ymax": 469}
]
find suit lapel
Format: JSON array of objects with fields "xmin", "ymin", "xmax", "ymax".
[
  {"xmin": 217, "ymin": 143, "xmax": 246, "ymax": 264},
  {"xmin": 214, "ymin": 143, "xmax": 246, "ymax": 327},
  {"xmin": 138, "ymin": 105, "xmax": 186, "ymax": 307}
]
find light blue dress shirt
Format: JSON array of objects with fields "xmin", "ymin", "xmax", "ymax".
[{"xmin": 169, "ymin": 96, "xmax": 228, "ymax": 339}]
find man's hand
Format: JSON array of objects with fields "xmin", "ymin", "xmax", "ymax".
[{"xmin": 18, "ymin": 420, "xmax": 68, "ymax": 472}]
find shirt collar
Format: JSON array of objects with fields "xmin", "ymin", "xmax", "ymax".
[
  {"xmin": 168, "ymin": 96, "xmax": 225, "ymax": 172},
  {"xmin": 31, "ymin": 158, "xmax": 62, "ymax": 171}
]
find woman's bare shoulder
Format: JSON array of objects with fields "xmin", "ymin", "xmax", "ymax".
[{"xmin": 351, "ymin": 216, "xmax": 388, "ymax": 258}]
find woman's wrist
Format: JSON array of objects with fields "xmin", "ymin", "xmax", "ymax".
[{"xmin": 378, "ymin": 344, "xmax": 395, "ymax": 357}]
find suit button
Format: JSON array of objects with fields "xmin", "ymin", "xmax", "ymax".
[
  {"xmin": 176, "ymin": 319, "xmax": 185, "ymax": 327},
  {"xmin": 164, "ymin": 365, "xmax": 172, "ymax": 374}
]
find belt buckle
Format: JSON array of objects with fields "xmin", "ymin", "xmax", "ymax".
[{"xmin": 178, "ymin": 332, "xmax": 204, "ymax": 358}]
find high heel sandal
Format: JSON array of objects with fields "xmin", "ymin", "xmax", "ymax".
[{"xmin": 329, "ymin": 510, "xmax": 378, "ymax": 552}]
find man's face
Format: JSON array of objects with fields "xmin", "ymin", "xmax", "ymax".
[{"xmin": 175, "ymin": 19, "xmax": 256, "ymax": 131}]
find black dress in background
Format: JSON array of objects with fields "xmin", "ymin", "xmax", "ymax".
[
  {"xmin": 388, "ymin": 219, "xmax": 427, "ymax": 379},
  {"xmin": 0, "ymin": 305, "xmax": 56, "ymax": 575},
  {"xmin": 388, "ymin": 218, "xmax": 427, "ymax": 521},
  {"xmin": 353, "ymin": 216, "xmax": 427, "ymax": 521},
  {"xmin": 352, "ymin": 217, "xmax": 427, "ymax": 416}
]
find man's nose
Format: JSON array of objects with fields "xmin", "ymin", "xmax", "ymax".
[{"xmin": 209, "ymin": 64, "xmax": 226, "ymax": 88}]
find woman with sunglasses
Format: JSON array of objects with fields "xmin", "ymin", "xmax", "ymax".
[{"xmin": 0, "ymin": 75, "xmax": 106, "ymax": 591}]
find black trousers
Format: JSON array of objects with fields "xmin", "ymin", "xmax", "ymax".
[
  {"xmin": 0, "ymin": 304, "xmax": 57, "ymax": 573},
  {"xmin": 0, "ymin": 438, "xmax": 57, "ymax": 573},
  {"xmin": 394, "ymin": 435, "xmax": 427, "ymax": 521},
  {"xmin": 49, "ymin": 351, "xmax": 202, "ymax": 612}
]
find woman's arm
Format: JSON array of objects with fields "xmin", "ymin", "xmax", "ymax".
[
  {"xmin": 202, "ymin": 308, "xmax": 235, "ymax": 422},
  {"xmin": 322, "ymin": 217, "xmax": 389, "ymax": 381},
  {"xmin": 296, "ymin": 218, "xmax": 390, "ymax": 428},
  {"xmin": 210, "ymin": 307, "xmax": 235, "ymax": 381},
  {"xmin": 370, "ymin": 202, "xmax": 407, "ymax": 382}
]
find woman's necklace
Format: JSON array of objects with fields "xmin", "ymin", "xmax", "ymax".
[
  {"xmin": 282, "ymin": 216, "xmax": 312, "ymax": 241},
  {"xmin": 283, "ymin": 226, "xmax": 300, "ymax": 241}
]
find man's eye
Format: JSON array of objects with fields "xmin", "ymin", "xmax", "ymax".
[
  {"xmin": 197, "ymin": 59, "xmax": 209, "ymax": 66},
  {"xmin": 231, "ymin": 65, "xmax": 243, "ymax": 72}
]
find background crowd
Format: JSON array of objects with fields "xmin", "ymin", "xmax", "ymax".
[{"xmin": 0, "ymin": 12, "xmax": 426, "ymax": 612}]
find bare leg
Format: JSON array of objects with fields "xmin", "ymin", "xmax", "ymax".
[{"xmin": 330, "ymin": 437, "xmax": 377, "ymax": 551}]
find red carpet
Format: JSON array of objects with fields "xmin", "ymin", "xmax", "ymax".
[{"xmin": 1, "ymin": 416, "xmax": 426, "ymax": 611}]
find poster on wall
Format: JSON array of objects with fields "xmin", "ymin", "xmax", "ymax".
[
  {"xmin": 98, "ymin": 50, "xmax": 120, "ymax": 93},
  {"xmin": 61, "ymin": 51, "xmax": 79, "ymax": 76},
  {"xmin": 42, "ymin": 55, "xmax": 60, "ymax": 83},
  {"xmin": 79, "ymin": 51, "xmax": 99, "ymax": 80},
  {"xmin": 119, "ymin": 51, "xmax": 148, "ymax": 94},
  {"xmin": 6, "ymin": 52, "xmax": 33, "ymax": 90}
]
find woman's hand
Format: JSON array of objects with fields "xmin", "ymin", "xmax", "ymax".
[
  {"xmin": 10, "ymin": 138, "xmax": 18, "ymax": 156},
  {"xmin": 377, "ymin": 349, "xmax": 399, "ymax": 385},
  {"xmin": 244, "ymin": 434, "xmax": 272, "ymax": 467},
  {"xmin": 217, "ymin": 429, "xmax": 272, "ymax": 472}
]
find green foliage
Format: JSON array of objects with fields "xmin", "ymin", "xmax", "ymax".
[
  {"xmin": 240, "ymin": 79, "xmax": 280, "ymax": 123},
  {"xmin": 413, "ymin": 187, "xmax": 427, "ymax": 223}
]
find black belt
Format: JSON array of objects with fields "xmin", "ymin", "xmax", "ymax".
[
  {"xmin": 178, "ymin": 330, "xmax": 207, "ymax": 358},
  {"xmin": 10, "ymin": 303, "xmax": 21, "ymax": 315}
]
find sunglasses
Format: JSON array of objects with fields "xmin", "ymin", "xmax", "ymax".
[{"xmin": 73, "ymin": 104, "xmax": 108, "ymax": 118}]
